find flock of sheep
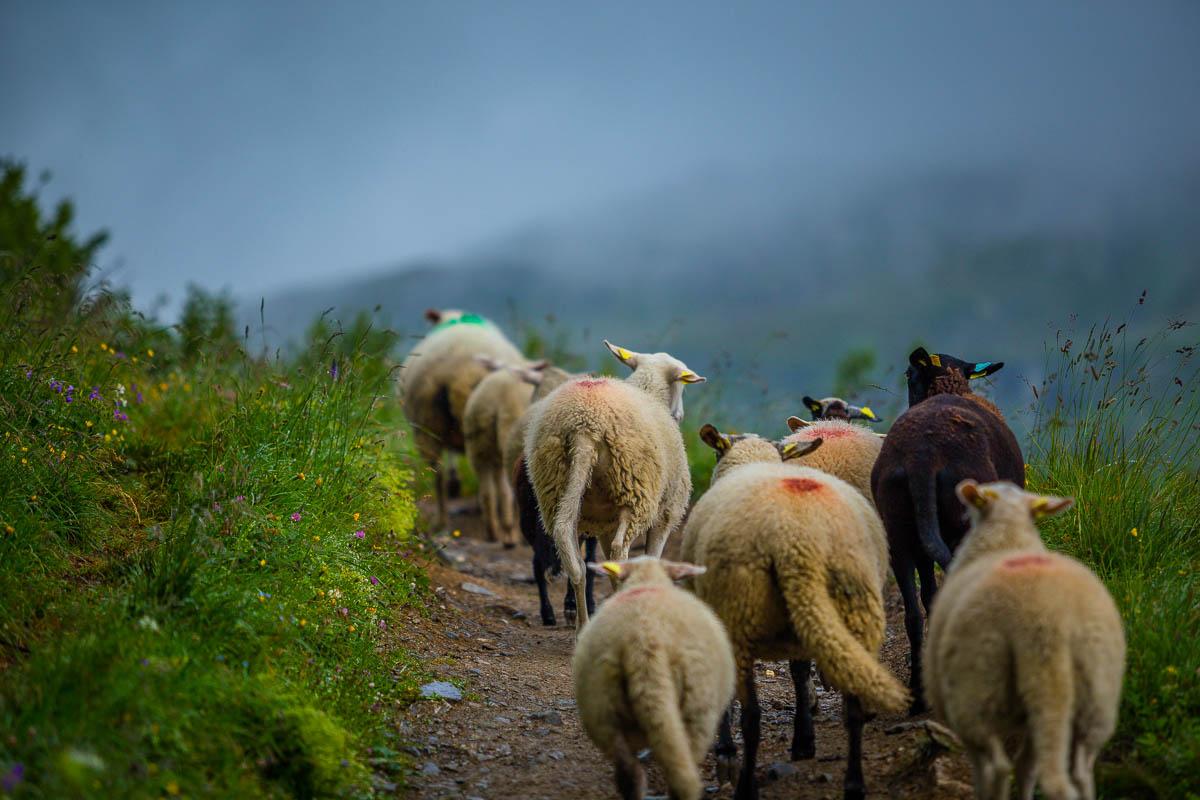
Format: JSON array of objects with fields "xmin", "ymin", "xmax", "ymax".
[{"xmin": 399, "ymin": 309, "xmax": 1126, "ymax": 800}]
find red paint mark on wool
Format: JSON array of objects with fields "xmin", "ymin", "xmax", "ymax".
[
  {"xmin": 575, "ymin": 379, "xmax": 606, "ymax": 388},
  {"xmin": 1001, "ymin": 554, "xmax": 1052, "ymax": 570},
  {"xmin": 801, "ymin": 426, "xmax": 854, "ymax": 439},
  {"xmin": 781, "ymin": 477, "xmax": 824, "ymax": 494},
  {"xmin": 612, "ymin": 586, "xmax": 663, "ymax": 602}
]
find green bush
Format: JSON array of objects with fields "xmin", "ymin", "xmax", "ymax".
[
  {"xmin": 1026, "ymin": 317, "xmax": 1200, "ymax": 798},
  {"xmin": 0, "ymin": 163, "xmax": 429, "ymax": 797}
]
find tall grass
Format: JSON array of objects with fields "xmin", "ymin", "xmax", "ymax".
[
  {"xmin": 1025, "ymin": 313, "xmax": 1200, "ymax": 797},
  {"xmin": 0, "ymin": 168, "xmax": 430, "ymax": 796}
]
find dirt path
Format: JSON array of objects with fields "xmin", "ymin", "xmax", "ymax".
[{"xmin": 398, "ymin": 500, "xmax": 974, "ymax": 799}]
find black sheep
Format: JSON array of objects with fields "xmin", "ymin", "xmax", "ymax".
[
  {"xmin": 871, "ymin": 347, "xmax": 1023, "ymax": 713},
  {"xmin": 513, "ymin": 456, "xmax": 596, "ymax": 626}
]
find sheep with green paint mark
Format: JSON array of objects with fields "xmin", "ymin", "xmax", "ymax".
[{"xmin": 399, "ymin": 309, "xmax": 524, "ymax": 530}]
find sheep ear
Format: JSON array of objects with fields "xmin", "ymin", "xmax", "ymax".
[
  {"xmin": 803, "ymin": 396, "xmax": 823, "ymax": 416},
  {"xmin": 1029, "ymin": 493, "xmax": 1074, "ymax": 519},
  {"xmin": 850, "ymin": 405, "xmax": 880, "ymax": 422},
  {"xmin": 589, "ymin": 561, "xmax": 623, "ymax": 578},
  {"xmin": 604, "ymin": 340, "xmax": 638, "ymax": 369},
  {"xmin": 968, "ymin": 361, "xmax": 1004, "ymax": 380},
  {"xmin": 787, "ymin": 415, "xmax": 811, "ymax": 432},
  {"xmin": 425, "ymin": 308, "xmax": 442, "ymax": 324},
  {"xmin": 956, "ymin": 480, "xmax": 989, "ymax": 510},
  {"xmin": 778, "ymin": 437, "xmax": 822, "ymax": 461},
  {"xmin": 677, "ymin": 368, "xmax": 706, "ymax": 384},
  {"xmin": 698, "ymin": 423, "xmax": 731, "ymax": 453},
  {"xmin": 909, "ymin": 347, "xmax": 932, "ymax": 369},
  {"xmin": 528, "ymin": 359, "xmax": 550, "ymax": 371},
  {"xmin": 514, "ymin": 367, "xmax": 546, "ymax": 385},
  {"xmin": 661, "ymin": 560, "xmax": 706, "ymax": 581}
]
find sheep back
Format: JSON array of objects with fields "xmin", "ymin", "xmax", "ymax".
[
  {"xmin": 924, "ymin": 548, "xmax": 1125, "ymax": 754},
  {"xmin": 526, "ymin": 377, "xmax": 690, "ymax": 539},
  {"xmin": 400, "ymin": 322, "xmax": 523, "ymax": 451},
  {"xmin": 463, "ymin": 368, "xmax": 535, "ymax": 470},
  {"xmin": 783, "ymin": 420, "xmax": 884, "ymax": 503},
  {"xmin": 682, "ymin": 463, "xmax": 889, "ymax": 662}
]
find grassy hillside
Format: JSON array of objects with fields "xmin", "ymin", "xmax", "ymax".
[{"xmin": 0, "ymin": 164, "xmax": 430, "ymax": 797}]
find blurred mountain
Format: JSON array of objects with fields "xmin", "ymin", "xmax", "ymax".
[{"xmin": 247, "ymin": 165, "xmax": 1200, "ymax": 429}]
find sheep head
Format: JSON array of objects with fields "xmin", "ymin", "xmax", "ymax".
[
  {"xmin": 699, "ymin": 423, "xmax": 822, "ymax": 483},
  {"xmin": 956, "ymin": 480, "xmax": 1074, "ymax": 525},
  {"xmin": 800, "ymin": 396, "xmax": 880, "ymax": 423},
  {"xmin": 603, "ymin": 339, "xmax": 706, "ymax": 422},
  {"xmin": 588, "ymin": 555, "xmax": 705, "ymax": 586},
  {"xmin": 906, "ymin": 347, "xmax": 1004, "ymax": 406}
]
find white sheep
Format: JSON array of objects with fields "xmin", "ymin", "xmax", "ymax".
[
  {"xmin": 524, "ymin": 340, "xmax": 705, "ymax": 629},
  {"xmin": 574, "ymin": 556, "xmax": 735, "ymax": 800},
  {"xmin": 683, "ymin": 427, "xmax": 908, "ymax": 800},
  {"xmin": 399, "ymin": 309, "xmax": 524, "ymax": 529},
  {"xmin": 783, "ymin": 416, "xmax": 885, "ymax": 504},
  {"xmin": 924, "ymin": 480, "xmax": 1125, "ymax": 800},
  {"xmin": 462, "ymin": 357, "xmax": 548, "ymax": 546}
]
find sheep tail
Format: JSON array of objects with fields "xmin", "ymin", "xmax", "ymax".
[
  {"xmin": 1017, "ymin": 636, "xmax": 1075, "ymax": 798},
  {"xmin": 778, "ymin": 567, "xmax": 910, "ymax": 715},
  {"xmin": 550, "ymin": 433, "xmax": 597, "ymax": 578},
  {"xmin": 909, "ymin": 469, "xmax": 951, "ymax": 568},
  {"xmin": 625, "ymin": 648, "xmax": 702, "ymax": 800}
]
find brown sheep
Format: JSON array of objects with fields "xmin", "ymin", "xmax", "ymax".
[{"xmin": 870, "ymin": 347, "xmax": 1022, "ymax": 712}]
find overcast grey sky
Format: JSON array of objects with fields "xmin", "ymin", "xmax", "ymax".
[{"xmin": 3, "ymin": 1, "xmax": 1198, "ymax": 311}]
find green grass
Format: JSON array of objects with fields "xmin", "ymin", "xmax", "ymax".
[
  {"xmin": 1025, "ymin": 317, "xmax": 1200, "ymax": 798},
  {"xmin": 0, "ymin": 165, "xmax": 433, "ymax": 797}
]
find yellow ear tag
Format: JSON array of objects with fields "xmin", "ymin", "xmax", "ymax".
[
  {"xmin": 601, "ymin": 561, "xmax": 622, "ymax": 578},
  {"xmin": 679, "ymin": 369, "xmax": 693, "ymax": 380},
  {"xmin": 929, "ymin": 354, "xmax": 942, "ymax": 367},
  {"xmin": 617, "ymin": 348, "xmax": 633, "ymax": 361},
  {"xmin": 1031, "ymin": 498, "xmax": 1050, "ymax": 516},
  {"xmin": 782, "ymin": 443, "xmax": 798, "ymax": 456},
  {"xmin": 860, "ymin": 406, "xmax": 876, "ymax": 419}
]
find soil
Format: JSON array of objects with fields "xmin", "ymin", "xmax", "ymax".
[{"xmin": 397, "ymin": 499, "xmax": 975, "ymax": 799}]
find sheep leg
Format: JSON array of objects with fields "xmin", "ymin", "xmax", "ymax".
[
  {"xmin": 498, "ymin": 468, "xmax": 518, "ymax": 547},
  {"xmin": 843, "ymin": 694, "xmax": 866, "ymax": 800},
  {"xmin": 735, "ymin": 669, "xmax": 761, "ymax": 800},
  {"xmin": 894, "ymin": 552, "xmax": 927, "ymax": 714},
  {"xmin": 563, "ymin": 538, "xmax": 597, "ymax": 623},
  {"xmin": 479, "ymin": 467, "xmax": 499, "ymax": 542},
  {"xmin": 532, "ymin": 549, "xmax": 556, "ymax": 627},
  {"xmin": 916, "ymin": 554, "xmax": 939, "ymax": 617},
  {"xmin": 605, "ymin": 511, "xmax": 633, "ymax": 591},
  {"xmin": 1071, "ymin": 740, "xmax": 1097, "ymax": 800},
  {"xmin": 610, "ymin": 733, "xmax": 647, "ymax": 800},
  {"xmin": 789, "ymin": 660, "xmax": 816, "ymax": 760},
  {"xmin": 714, "ymin": 705, "xmax": 739, "ymax": 787},
  {"xmin": 971, "ymin": 738, "xmax": 1013, "ymax": 800},
  {"xmin": 583, "ymin": 536, "xmax": 597, "ymax": 616},
  {"xmin": 1014, "ymin": 736, "xmax": 1036, "ymax": 800}
]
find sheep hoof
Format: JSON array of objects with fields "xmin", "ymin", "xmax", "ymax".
[
  {"xmin": 790, "ymin": 741, "xmax": 816, "ymax": 761},
  {"xmin": 908, "ymin": 696, "xmax": 929, "ymax": 716},
  {"xmin": 502, "ymin": 542, "xmax": 516, "ymax": 550},
  {"xmin": 540, "ymin": 614, "xmax": 556, "ymax": 627},
  {"xmin": 563, "ymin": 608, "xmax": 577, "ymax": 626},
  {"xmin": 843, "ymin": 784, "xmax": 865, "ymax": 800},
  {"xmin": 716, "ymin": 754, "xmax": 739, "ymax": 787}
]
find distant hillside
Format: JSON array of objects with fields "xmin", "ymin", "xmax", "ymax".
[{"xmin": 247, "ymin": 165, "xmax": 1200, "ymax": 431}]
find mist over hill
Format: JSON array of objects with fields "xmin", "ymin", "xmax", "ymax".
[{"xmin": 249, "ymin": 164, "xmax": 1200, "ymax": 430}]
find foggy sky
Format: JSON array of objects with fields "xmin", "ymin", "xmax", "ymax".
[{"xmin": 3, "ymin": 1, "xmax": 1198, "ymax": 312}]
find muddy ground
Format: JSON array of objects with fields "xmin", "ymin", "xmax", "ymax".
[{"xmin": 397, "ymin": 499, "xmax": 974, "ymax": 799}]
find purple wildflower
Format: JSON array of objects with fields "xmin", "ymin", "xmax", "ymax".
[
  {"xmin": 329, "ymin": 359, "xmax": 339, "ymax": 380},
  {"xmin": 369, "ymin": 576, "xmax": 380, "ymax": 586},
  {"xmin": 290, "ymin": 512, "xmax": 301, "ymax": 522},
  {"xmin": 235, "ymin": 495, "xmax": 246, "ymax": 503},
  {"xmin": 339, "ymin": 607, "xmax": 349, "ymax": 617},
  {"xmin": 89, "ymin": 386, "xmax": 102, "ymax": 401},
  {"xmin": 25, "ymin": 369, "xmax": 32, "ymax": 379},
  {"xmin": 1, "ymin": 763, "xmax": 24, "ymax": 792},
  {"xmin": 49, "ymin": 379, "xmax": 63, "ymax": 393},
  {"xmin": 113, "ymin": 409, "xmax": 129, "ymax": 422},
  {"xmin": 378, "ymin": 619, "xmax": 387, "ymax": 631},
  {"xmin": 353, "ymin": 529, "xmax": 365, "ymax": 539},
  {"xmin": 212, "ymin": 502, "xmax": 223, "ymax": 513}
]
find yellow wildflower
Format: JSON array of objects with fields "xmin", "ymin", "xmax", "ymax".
[
  {"xmin": 315, "ymin": 477, "xmax": 323, "ymax": 486},
  {"xmin": 147, "ymin": 348, "xmax": 154, "ymax": 357},
  {"xmin": 85, "ymin": 420, "xmax": 93, "ymax": 428},
  {"xmin": 99, "ymin": 342, "xmax": 108, "ymax": 351},
  {"xmin": 166, "ymin": 779, "xmax": 180, "ymax": 795},
  {"xmin": 452, "ymin": 529, "xmax": 461, "ymax": 538},
  {"xmin": 259, "ymin": 559, "xmax": 266, "ymax": 567},
  {"xmin": 1131, "ymin": 527, "xmax": 1139, "ymax": 538},
  {"xmin": 348, "ymin": 625, "xmax": 356, "ymax": 632},
  {"xmin": 299, "ymin": 619, "xmax": 307, "ymax": 627},
  {"xmin": 352, "ymin": 512, "xmax": 360, "ymax": 522},
  {"xmin": 297, "ymin": 472, "xmax": 306, "ymax": 481},
  {"xmin": 71, "ymin": 345, "xmax": 78, "ymax": 353},
  {"xmin": 159, "ymin": 382, "xmax": 168, "ymax": 391},
  {"xmin": 4, "ymin": 525, "xmax": 13, "ymax": 534}
]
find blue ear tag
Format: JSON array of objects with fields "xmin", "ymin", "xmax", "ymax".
[{"xmin": 971, "ymin": 362, "xmax": 992, "ymax": 378}]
